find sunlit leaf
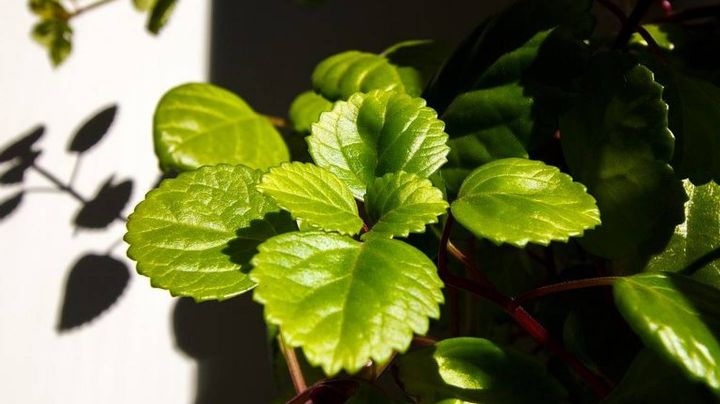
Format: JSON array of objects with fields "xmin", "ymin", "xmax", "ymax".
[{"xmin": 288, "ymin": 91, "xmax": 333, "ymax": 133}]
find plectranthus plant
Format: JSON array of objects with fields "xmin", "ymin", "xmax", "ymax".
[{"xmin": 123, "ymin": 0, "xmax": 720, "ymax": 402}]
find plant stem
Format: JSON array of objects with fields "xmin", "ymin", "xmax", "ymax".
[
  {"xmin": 514, "ymin": 277, "xmax": 621, "ymax": 306},
  {"xmin": 659, "ymin": 4, "xmax": 720, "ymax": 22},
  {"xmin": 614, "ymin": 0, "xmax": 656, "ymax": 48},
  {"xmin": 278, "ymin": 333, "xmax": 308, "ymax": 395},
  {"xmin": 598, "ymin": 0, "xmax": 668, "ymax": 61},
  {"xmin": 437, "ymin": 215, "xmax": 611, "ymax": 398},
  {"xmin": 70, "ymin": 0, "xmax": 119, "ymax": 18},
  {"xmin": 264, "ymin": 115, "xmax": 288, "ymax": 128}
]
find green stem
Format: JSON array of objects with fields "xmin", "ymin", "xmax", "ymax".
[
  {"xmin": 278, "ymin": 333, "xmax": 308, "ymax": 395},
  {"xmin": 70, "ymin": 0, "xmax": 119, "ymax": 18}
]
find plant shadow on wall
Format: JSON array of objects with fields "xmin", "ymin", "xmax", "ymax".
[{"xmin": 0, "ymin": 105, "xmax": 135, "ymax": 331}]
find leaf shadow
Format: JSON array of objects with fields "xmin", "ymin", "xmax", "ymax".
[
  {"xmin": 57, "ymin": 253, "xmax": 131, "ymax": 332},
  {"xmin": 68, "ymin": 105, "xmax": 118, "ymax": 153},
  {"xmin": 73, "ymin": 175, "xmax": 133, "ymax": 229},
  {"xmin": 173, "ymin": 295, "xmax": 276, "ymax": 404},
  {"xmin": 0, "ymin": 125, "xmax": 44, "ymax": 162},
  {"xmin": 0, "ymin": 151, "xmax": 41, "ymax": 185},
  {"xmin": 222, "ymin": 210, "xmax": 296, "ymax": 271},
  {"xmin": 0, "ymin": 191, "xmax": 24, "ymax": 220}
]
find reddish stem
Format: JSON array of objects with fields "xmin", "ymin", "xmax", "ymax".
[
  {"xmin": 437, "ymin": 215, "xmax": 611, "ymax": 398},
  {"xmin": 514, "ymin": 277, "xmax": 621, "ymax": 306},
  {"xmin": 614, "ymin": 0, "xmax": 656, "ymax": 48}
]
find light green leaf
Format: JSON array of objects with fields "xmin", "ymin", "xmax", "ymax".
[
  {"xmin": 451, "ymin": 158, "xmax": 600, "ymax": 247},
  {"xmin": 661, "ymin": 71, "xmax": 720, "ymax": 184},
  {"xmin": 133, "ymin": 0, "xmax": 156, "ymax": 11},
  {"xmin": 395, "ymin": 337, "xmax": 567, "ymax": 403},
  {"xmin": 31, "ymin": 19, "xmax": 72, "ymax": 67},
  {"xmin": 308, "ymin": 90, "xmax": 449, "ymax": 199},
  {"xmin": 250, "ymin": 232, "xmax": 444, "ymax": 376},
  {"xmin": 614, "ymin": 273, "xmax": 720, "ymax": 396},
  {"xmin": 288, "ymin": 91, "xmax": 333, "ymax": 133},
  {"xmin": 560, "ymin": 52, "xmax": 684, "ymax": 258},
  {"xmin": 647, "ymin": 181, "xmax": 720, "ymax": 288},
  {"xmin": 153, "ymin": 83, "xmax": 289, "ymax": 173},
  {"xmin": 605, "ymin": 350, "xmax": 715, "ymax": 404},
  {"xmin": 147, "ymin": 0, "xmax": 177, "ymax": 34},
  {"xmin": 363, "ymin": 172, "xmax": 447, "ymax": 240},
  {"xmin": 125, "ymin": 165, "xmax": 294, "ymax": 301},
  {"xmin": 312, "ymin": 51, "xmax": 422, "ymax": 101},
  {"xmin": 257, "ymin": 162, "xmax": 363, "ymax": 236},
  {"xmin": 631, "ymin": 24, "xmax": 675, "ymax": 51}
]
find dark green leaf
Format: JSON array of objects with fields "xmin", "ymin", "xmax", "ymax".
[
  {"xmin": 126, "ymin": 165, "xmax": 288, "ymax": 301},
  {"xmin": 308, "ymin": 89, "xmax": 449, "ymax": 199},
  {"xmin": 147, "ymin": 0, "xmax": 177, "ymax": 34},
  {"xmin": 153, "ymin": 83, "xmax": 289, "ymax": 173},
  {"xmin": 250, "ymin": 232, "xmax": 443, "ymax": 375},
  {"xmin": 451, "ymin": 158, "xmax": 600, "ymax": 247},
  {"xmin": 614, "ymin": 273, "xmax": 720, "ymax": 396},
  {"xmin": 395, "ymin": 337, "xmax": 567, "ymax": 403},
  {"xmin": 31, "ymin": 18, "xmax": 72, "ymax": 66}
]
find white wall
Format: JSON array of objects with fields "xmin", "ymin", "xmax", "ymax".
[{"xmin": 0, "ymin": 1, "xmax": 210, "ymax": 403}]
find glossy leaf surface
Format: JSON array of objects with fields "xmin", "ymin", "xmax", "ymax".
[
  {"xmin": 312, "ymin": 51, "xmax": 422, "ymax": 101},
  {"xmin": 288, "ymin": 91, "xmax": 333, "ymax": 133},
  {"xmin": 647, "ymin": 181, "xmax": 720, "ymax": 287},
  {"xmin": 363, "ymin": 171, "xmax": 447, "ymax": 240},
  {"xmin": 250, "ymin": 232, "xmax": 443, "ymax": 375},
  {"xmin": 258, "ymin": 162, "xmax": 363, "ymax": 235},
  {"xmin": 395, "ymin": 337, "xmax": 567, "ymax": 403},
  {"xmin": 451, "ymin": 158, "xmax": 599, "ymax": 247},
  {"xmin": 308, "ymin": 90, "xmax": 449, "ymax": 198},
  {"xmin": 126, "ymin": 165, "xmax": 288, "ymax": 301},
  {"xmin": 614, "ymin": 273, "xmax": 720, "ymax": 395},
  {"xmin": 153, "ymin": 83, "xmax": 289, "ymax": 173}
]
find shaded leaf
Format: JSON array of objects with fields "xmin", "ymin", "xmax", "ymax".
[
  {"xmin": 288, "ymin": 91, "xmax": 333, "ymax": 133},
  {"xmin": 647, "ymin": 181, "xmax": 720, "ymax": 287},
  {"xmin": 614, "ymin": 273, "xmax": 720, "ymax": 396},
  {"xmin": 0, "ymin": 125, "xmax": 44, "ymax": 162},
  {"xmin": 451, "ymin": 158, "xmax": 599, "ymax": 247},
  {"xmin": 0, "ymin": 191, "xmax": 24, "ymax": 220},
  {"xmin": 57, "ymin": 254, "xmax": 130, "ymax": 331},
  {"xmin": 605, "ymin": 349, "xmax": 715, "ymax": 404},
  {"xmin": 395, "ymin": 337, "xmax": 567, "ymax": 403},
  {"xmin": 560, "ymin": 52, "xmax": 684, "ymax": 258},
  {"xmin": 147, "ymin": 0, "xmax": 177, "ymax": 34},
  {"xmin": 153, "ymin": 83, "xmax": 289, "ymax": 173},
  {"xmin": 257, "ymin": 162, "xmax": 363, "ymax": 235},
  {"xmin": 312, "ymin": 51, "xmax": 422, "ymax": 101},
  {"xmin": 363, "ymin": 171, "xmax": 447, "ymax": 240},
  {"xmin": 133, "ymin": 0, "xmax": 156, "ymax": 11},
  {"xmin": 0, "ymin": 151, "xmax": 40, "ymax": 185},
  {"xmin": 68, "ymin": 104, "xmax": 117, "ymax": 153},
  {"xmin": 29, "ymin": 0, "xmax": 68, "ymax": 19},
  {"xmin": 125, "ymin": 165, "xmax": 282, "ymax": 301},
  {"xmin": 250, "ymin": 231, "xmax": 443, "ymax": 375},
  {"xmin": 308, "ymin": 90, "xmax": 449, "ymax": 199},
  {"xmin": 381, "ymin": 39, "xmax": 450, "ymax": 88},
  {"xmin": 74, "ymin": 176, "xmax": 132, "ymax": 229}
]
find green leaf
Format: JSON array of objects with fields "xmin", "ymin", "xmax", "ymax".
[
  {"xmin": 153, "ymin": 83, "xmax": 289, "ymax": 173},
  {"xmin": 381, "ymin": 39, "xmax": 450, "ymax": 88},
  {"xmin": 288, "ymin": 91, "xmax": 333, "ymax": 133},
  {"xmin": 147, "ymin": 0, "xmax": 177, "ymax": 34},
  {"xmin": 560, "ymin": 52, "xmax": 685, "ymax": 258},
  {"xmin": 605, "ymin": 350, "xmax": 715, "ymax": 404},
  {"xmin": 647, "ymin": 181, "xmax": 720, "ymax": 288},
  {"xmin": 132, "ymin": 0, "xmax": 156, "ymax": 11},
  {"xmin": 32, "ymin": 19, "xmax": 72, "ymax": 67},
  {"xmin": 614, "ymin": 273, "xmax": 720, "ymax": 396},
  {"xmin": 395, "ymin": 337, "xmax": 567, "ymax": 403},
  {"xmin": 29, "ymin": 0, "xmax": 68, "ymax": 19},
  {"xmin": 250, "ymin": 232, "xmax": 444, "ymax": 375},
  {"xmin": 312, "ymin": 51, "xmax": 422, "ymax": 101},
  {"xmin": 257, "ymin": 162, "xmax": 363, "ymax": 235},
  {"xmin": 661, "ymin": 71, "xmax": 720, "ymax": 184},
  {"xmin": 631, "ymin": 24, "xmax": 675, "ymax": 51},
  {"xmin": 125, "ymin": 165, "xmax": 293, "ymax": 301},
  {"xmin": 363, "ymin": 172, "xmax": 447, "ymax": 240},
  {"xmin": 451, "ymin": 158, "xmax": 600, "ymax": 247},
  {"xmin": 308, "ymin": 90, "xmax": 449, "ymax": 199}
]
